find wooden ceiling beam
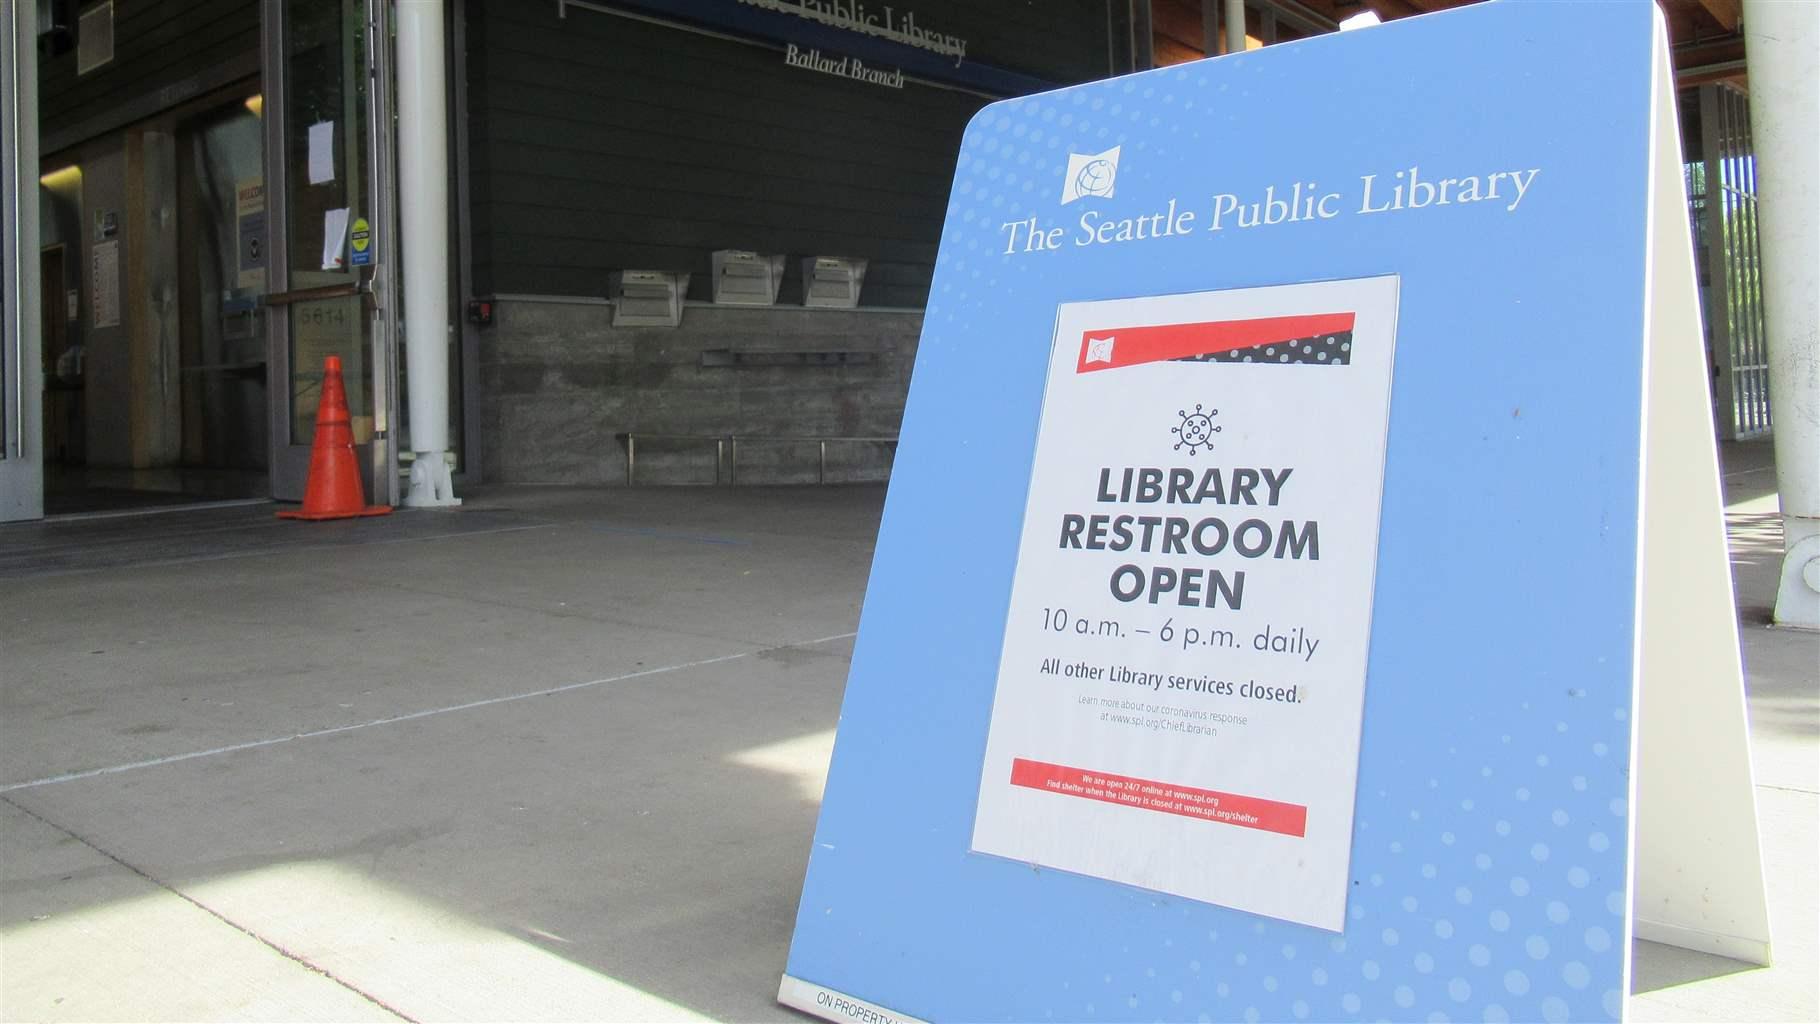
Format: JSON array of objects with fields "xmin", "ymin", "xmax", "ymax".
[
  {"xmin": 1154, "ymin": 36, "xmax": 1207, "ymax": 66},
  {"xmin": 1678, "ymin": 64, "xmax": 1748, "ymax": 90},
  {"xmin": 1697, "ymin": 0, "xmax": 1741, "ymax": 32},
  {"xmin": 1663, "ymin": 1, "xmax": 1698, "ymax": 44},
  {"xmin": 1676, "ymin": 35, "xmax": 1746, "ymax": 67},
  {"xmin": 1152, "ymin": 0, "xmax": 1207, "ymax": 52},
  {"xmin": 1291, "ymin": 0, "xmax": 1347, "ymax": 19}
]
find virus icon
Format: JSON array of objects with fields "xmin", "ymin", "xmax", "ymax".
[{"xmin": 1172, "ymin": 403, "xmax": 1221, "ymax": 455}]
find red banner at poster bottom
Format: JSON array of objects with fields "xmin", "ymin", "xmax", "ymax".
[{"xmin": 1010, "ymin": 758, "xmax": 1308, "ymax": 837}]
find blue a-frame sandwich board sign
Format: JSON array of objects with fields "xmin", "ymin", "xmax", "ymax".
[{"xmin": 781, "ymin": 3, "xmax": 1771, "ymax": 1021}]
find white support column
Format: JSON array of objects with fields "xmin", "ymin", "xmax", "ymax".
[
  {"xmin": 397, "ymin": 0, "xmax": 460, "ymax": 506},
  {"xmin": 1744, "ymin": 0, "xmax": 1818, "ymax": 628},
  {"xmin": 1225, "ymin": 0, "xmax": 1246, "ymax": 54}
]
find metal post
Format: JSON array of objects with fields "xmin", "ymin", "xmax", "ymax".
[
  {"xmin": 0, "ymin": 0, "xmax": 43, "ymax": 521},
  {"xmin": 398, "ymin": 0, "xmax": 460, "ymax": 506},
  {"xmin": 366, "ymin": 0, "xmax": 400, "ymax": 507},
  {"xmin": 1744, "ymin": 0, "xmax": 1820, "ymax": 628},
  {"xmin": 626, "ymin": 434, "xmax": 636, "ymax": 485},
  {"xmin": 1130, "ymin": 0, "xmax": 1153, "ymax": 71},
  {"xmin": 819, "ymin": 440, "xmax": 827, "ymax": 484},
  {"xmin": 450, "ymin": 0, "xmax": 483, "ymax": 485},
  {"xmin": 729, "ymin": 437, "xmax": 738, "ymax": 485}
]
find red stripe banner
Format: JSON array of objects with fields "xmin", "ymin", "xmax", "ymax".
[
  {"xmin": 1009, "ymin": 757, "xmax": 1309, "ymax": 837},
  {"xmin": 1076, "ymin": 312, "xmax": 1356, "ymax": 374}
]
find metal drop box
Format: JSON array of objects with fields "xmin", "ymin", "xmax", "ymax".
[
  {"xmin": 608, "ymin": 270, "xmax": 690, "ymax": 327},
  {"xmin": 710, "ymin": 250, "xmax": 785, "ymax": 306},
  {"xmin": 801, "ymin": 256, "xmax": 868, "ymax": 309}
]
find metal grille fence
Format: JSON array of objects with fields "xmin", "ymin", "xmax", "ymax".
[{"xmin": 1686, "ymin": 83, "xmax": 1772, "ymax": 440}]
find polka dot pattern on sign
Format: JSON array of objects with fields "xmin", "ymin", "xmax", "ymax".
[{"xmin": 1173, "ymin": 331, "xmax": 1355, "ymax": 366}]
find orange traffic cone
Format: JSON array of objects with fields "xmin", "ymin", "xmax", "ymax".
[{"xmin": 277, "ymin": 355, "xmax": 393, "ymax": 521}]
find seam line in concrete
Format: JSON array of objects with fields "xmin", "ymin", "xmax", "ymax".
[
  {"xmin": 0, "ymin": 794, "xmax": 418, "ymax": 1023},
  {"xmin": 2, "ymin": 522, "xmax": 561, "ymax": 582},
  {"xmin": 340, "ymin": 571, "xmax": 795, "ymax": 649},
  {"xmin": 582, "ymin": 522, "xmax": 750, "ymax": 545},
  {"xmin": 0, "ymin": 631, "xmax": 859, "ymax": 794},
  {"xmin": 44, "ymin": 498, "xmax": 276, "ymax": 523}
]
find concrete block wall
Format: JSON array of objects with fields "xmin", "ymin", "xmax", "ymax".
[{"xmin": 478, "ymin": 301, "xmax": 921, "ymax": 485}]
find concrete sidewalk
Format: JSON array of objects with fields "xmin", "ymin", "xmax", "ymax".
[{"xmin": 1, "ymin": 445, "xmax": 1814, "ymax": 1022}]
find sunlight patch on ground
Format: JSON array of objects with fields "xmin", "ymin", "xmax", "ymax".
[
  {"xmin": 180, "ymin": 861, "xmax": 710, "ymax": 1022},
  {"xmin": 1, "ymin": 883, "xmax": 395, "ymax": 1022},
  {"xmin": 727, "ymin": 729, "xmax": 838, "ymax": 802}
]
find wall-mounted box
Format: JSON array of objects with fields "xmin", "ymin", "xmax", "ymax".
[
  {"xmin": 608, "ymin": 270, "xmax": 690, "ymax": 327},
  {"xmin": 710, "ymin": 250, "xmax": 785, "ymax": 306},
  {"xmin": 76, "ymin": 0, "xmax": 114, "ymax": 74},
  {"xmin": 802, "ymin": 256, "xmax": 868, "ymax": 309}
]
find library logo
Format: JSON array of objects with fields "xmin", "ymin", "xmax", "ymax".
[{"xmin": 1061, "ymin": 146, "xmax": 1121, "ymax": 204}]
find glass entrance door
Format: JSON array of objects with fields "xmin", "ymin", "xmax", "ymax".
[{"xmin": 261, "ymin": 0, "xmax": 398, "ymax": 504}]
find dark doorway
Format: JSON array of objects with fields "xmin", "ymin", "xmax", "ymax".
[{"xmin": 39, "ymin": 90, "xmax": 271, "ymax": 517}]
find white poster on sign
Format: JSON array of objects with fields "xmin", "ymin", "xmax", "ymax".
[{"xmin": 971, "ymin": 276, "xmax": 1399, "ymax": 932}]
